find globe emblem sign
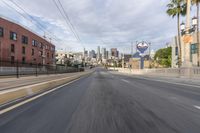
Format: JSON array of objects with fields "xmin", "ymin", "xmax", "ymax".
[{"xmin": 136, "ymin": 42, "xmax": 149, "ymax": 54}]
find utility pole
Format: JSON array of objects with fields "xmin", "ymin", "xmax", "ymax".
[
  {"xmin": 197, "ymin": 4, "xmax": 200, "ymax": 66},
  {"xmin": 131, "ymin": 42, "xmax": 133, "ymax": 56},
  {"xmin": 183, "ymin": 0, "xmax": 192, "ymax": 67},
  {"xmin": 149, "ymin": 42, "xmax": 151, "ymax": 68}
]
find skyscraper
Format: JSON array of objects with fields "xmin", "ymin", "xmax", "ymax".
[
  {"xmin": 111, "ymin": 48, "xmax": 119, "ymax": 59},
  {"xmin": 89, "ymin": 50, "xmax": 96, "ymax": 58},
  {"xmin": 101, "ymin": 48, "xmax": 107, "ymax": 59},
  {"xmin": 97, "ymin": 46, "xmax": 101, "ymax": 60}
]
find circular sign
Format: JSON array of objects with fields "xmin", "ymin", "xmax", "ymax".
[{"xmin": 137, "ymin": 42, "xmax": 149, "ymax": 54}]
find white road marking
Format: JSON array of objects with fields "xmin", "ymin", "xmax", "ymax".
[
  {"xmin": 122, "ymin": 75, "xmax": 200, "ymax": 89},
  {"xmin": 0, "ymin": 78, "xmax": 81, "ymax": 115},
  {"xmin": 0, "ymin": 75, "xmax": 79, "ymax": 94},
  {"xmin": 194, "ymin": 105, "xmax": 200, "ymax": 110},
  {"xmin": 121, "ymin": 79, "xmax": 130, "ymax": 83}
]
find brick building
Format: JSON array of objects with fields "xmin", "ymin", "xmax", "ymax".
[{"xmin": 0, "ymin": 17, "xmax": 55, "ymax": 65}]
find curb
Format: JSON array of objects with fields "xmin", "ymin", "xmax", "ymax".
[{"xmin": 0, "ymin": 71, "xmax": 92, "ymax": 105}]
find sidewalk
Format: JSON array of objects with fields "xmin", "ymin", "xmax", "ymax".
[
  {"xmin": 110, "ymin": 71, "xmax": 200, "ymax": 87},
  {"xmin": 0, "ymin": 70, "xmax": 93, "ymax": 106},
  {"xmin": 0, "ymin": 72, "xmax": 86, "ymax": 91}
]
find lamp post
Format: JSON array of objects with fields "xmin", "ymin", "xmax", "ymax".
[
  {"xmin": 181, "ymin": 16, "xmax": 198, "ymax": 67},
  {"xmin": 184, "ymin": 0, "xmax": 192, "ymax": 67},
  {"xmin": 180, "ymin": 0, "xmax": 197, "ymax": 67},
  {"xmin": 192, "ymin": 16, "xmax": 199, "ymax": 67}
]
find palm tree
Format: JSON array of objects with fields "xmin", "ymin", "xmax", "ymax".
[
  {"xmin": 192, "ymin": 0, "xmax": 200, "ymax": 66},
  {"xmin": 167, "ymin": 0, "xmax": 186, "ymax": 67}
]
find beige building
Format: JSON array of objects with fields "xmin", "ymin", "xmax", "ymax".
[
  {"xmin": 129, "ymin": 58, "xmax": 140, "ymax": 69},
  {"xmin": 171, "ymin": 32, "xmax": 199, "ymax": 68}
]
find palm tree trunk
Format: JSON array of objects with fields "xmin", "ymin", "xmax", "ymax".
[
  {"xmin": 197, "ymin": 3, "xmax": 200, "ymax": 66},
  {"xmin": 177, "ymin": 14, "xmax": 182, "ymax": 68}
]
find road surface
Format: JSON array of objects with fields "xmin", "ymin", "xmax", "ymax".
[{"xmin": 0, "ymin": 68, "xmax": 200, "ymax": 133}]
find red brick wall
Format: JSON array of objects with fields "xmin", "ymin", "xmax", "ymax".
[{"xmin": 0, "ymin": 17, "xmax": 55, "ymax": 65}]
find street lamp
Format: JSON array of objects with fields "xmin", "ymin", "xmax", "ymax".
[
  {"xmin": 181, "ymin": 17, "xmax": 198, "ymax": 35},
  {"xmin": 181, "ymin": 0, "xmax": 193, "ymax": 68},
  {"xmin": 181, "ymin": 22, "xmax": 185, "ymax": 31},
  {"xmin": 192, "ymin": 16, "xmax": 198, "ymax": 28},
  {"xmin": 180, "ymin": 22, "xmax": 186, "ymax": 34}
]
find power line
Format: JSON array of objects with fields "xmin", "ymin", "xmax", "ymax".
[
  {"xmin": 2, "ymin": 0, "xmax": 61, "ymax": 42},
  {"xmin": 57, "ymin": 0, "xmax": 82, "ymax": 42},
  {"xmin": 52, "ymin": 0, "xmax": 84, "ymax": 48},
  {"xmin": 52, "ymin": 0, "xmax": 79, "ymax": 41},
  {"xmin": 56, "ymin": 0, "xmax": 82, "ymax": 44}
]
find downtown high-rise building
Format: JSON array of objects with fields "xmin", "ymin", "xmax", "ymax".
[
  {"xmin": 97, "ymin": 46, "xmax": 101, "ymax": 60},
  {"xmin": 111, "ymin": 48, "xmax": 119, "ymax": 59},
  {"xmin": 101, "ymin": 48, "xmax": 107, "ymax": 59},
  {"xmin": 89, "ymin": 50, "xmax": 96, "ymax": 58}
]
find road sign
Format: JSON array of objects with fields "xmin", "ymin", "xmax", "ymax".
[{"xmin": 137, "ymin": 42, "xmax": 149, "ymax": 54}]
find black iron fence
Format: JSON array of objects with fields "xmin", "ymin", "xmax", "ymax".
[{"xmin": 0, "ymin": 60, "xmax": 84, "ymax": 78}]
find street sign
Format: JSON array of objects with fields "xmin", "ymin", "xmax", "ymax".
[{"xmin": 136, "ymin": 42, "xmax": 149, "ymax": 54}]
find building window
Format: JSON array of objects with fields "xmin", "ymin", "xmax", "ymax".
[
  {"xmin": 52, "ymin": 53, "xmax": 54, "ymax": 58},
  {"xmin": 38, "ymin": 42, "xmax": 43, "ymax": 49},
  {"xmin": 175, "ymin": 47, "xmax": 178, "ymax": 56},
  {"xmin": 22, "ymin": 57, "xmax": 26, "ymax": 64},
  {"xmin": 32, "ymin": 40, "xmax": 38, "ymax": 47},
  {"xmin": 11, "ymin": 56, "xmax": 15, "ymax": 63},
  {"xmin": 10, "ymin": 31, "xmax": 17, "ymax": 40},
  {"xmin": 22, "ymin": 35, "xmax": 28, "ymax": 44},
  {"xmin": 51, "ymin": 46, "xmax": 55, "ymax": 51},
  {"xmin": 191, "ymin": 43, "xmax": 197, "ymax": 54},
  {"xmin": 46, "ymin": 45, "xmax": 49, "ymax": 50},
  {"xmin": 11, "ymin": 44, "xmax": 15, "ymax": 53},
  {"xmin": 39, "ymin": 51, "xmax": 43, "ymax": 57},
  {"xmin": 0, "ymin": 27, "xmax": 3, "ymax": 37},
  {"xmin": 22, "ymin": 46, "xmax": 26, "ymax": 54},
  {"xmin": 47, "ymin": 53, "xmax": 49, "ymax": 58},
  {"xmin": 32, "ymin": 49, "xmax": 34, "ymax": 56}
]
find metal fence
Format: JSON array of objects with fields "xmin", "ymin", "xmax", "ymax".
[{"xmin": 0, "ymin": 60, "xmax": 83, "ymax": 77}]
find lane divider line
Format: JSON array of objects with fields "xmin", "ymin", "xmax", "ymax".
[
  {"xmin": 0, "ymin": 77, "xmax": 81, "ymax": 115},
  {"xmin": 0, "ymin": 75, "xmax": 80, "ymax": 94},
  {"xmin": 194, "ymin": 105, "xmax": 200, "ymax": 110},
  {"xmin": 121, "ymin": 79, "xmax": 130, "ymax": 83}
]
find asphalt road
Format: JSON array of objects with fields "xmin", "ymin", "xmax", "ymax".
[{"xmin": 0, "ymin": 68, "xmax": 200, "ymax": 133}]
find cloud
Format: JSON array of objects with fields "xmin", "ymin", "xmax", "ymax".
[{"xmin": 0, "ymin": 0, "xmax": 182, "ymax": 52}]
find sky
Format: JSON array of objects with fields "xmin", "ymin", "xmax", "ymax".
[{"xmin": 0, "ymin": 0, "xmax": 197, "ymax": 53}]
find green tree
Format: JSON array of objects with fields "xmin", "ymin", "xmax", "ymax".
[
  {"xmin": 192, "ymin": 0, "xmax": 200, "ymax": 66},
  {"xmin": 166, "ymin": 0, "xmax": 186, "ymax": 67},
  {"xmin": 154, "ymin": 47, "xmax": 172, "ymax": 67}
]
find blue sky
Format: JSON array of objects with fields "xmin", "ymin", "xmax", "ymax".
[{"xmin": 0, "ymin": 0, "xmax": 197, "ymax": 53}]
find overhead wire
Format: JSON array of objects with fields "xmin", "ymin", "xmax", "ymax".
[
  {"xmin": 5, "ymin": 0, "xmax": 61, "ymax": 42},
  {"xmin": 52, "ymin": 0, "xmax": 85, "ymax": 48}
]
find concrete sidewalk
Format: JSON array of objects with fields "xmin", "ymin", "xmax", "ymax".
[
  {"xmin": 0, "ymin": 70, "xmax": 93, "ymax": 105},
  {"xmin": 0, "ymin": 72, "xmax": 88, "ymax": 91},
  {"xmin": 110, "ymin": 70, "xmax": 200, "ymax": 87}
]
